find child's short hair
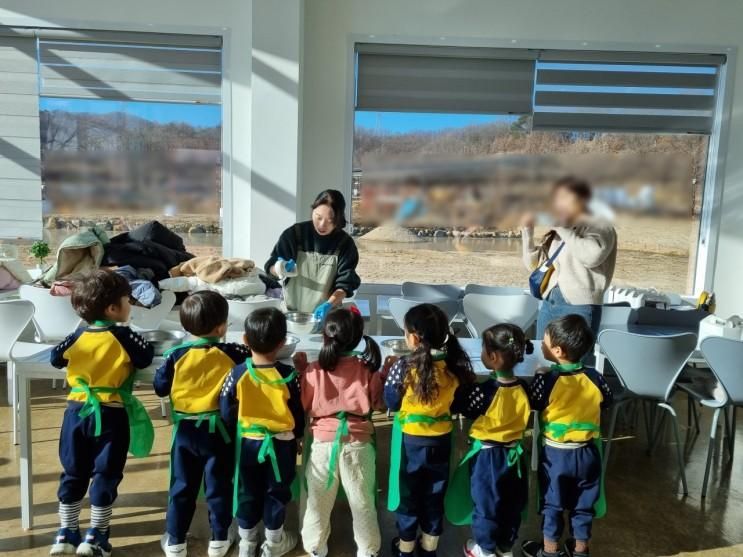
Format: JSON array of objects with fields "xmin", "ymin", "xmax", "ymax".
[
  {"xmin": 545, "ymin": 314, "xmax": 595, "ymax": 362},
  {"xmin": 71, "ymin": 269, "xmax": 132, "ymax": 323},
  {"xmin": 180, "ymin": 291, "xmax": 228, "ymax": 336},
  {"xmin": 244, "ymin": 307, "xmax": 287, "ymax": 354}
]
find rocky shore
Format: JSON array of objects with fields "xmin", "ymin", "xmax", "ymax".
[
  {"xmin": 352, "ymin": 223, "xmax": 522, "ymax": 240},
  {"xmin": 44, "ymin": 215, "xmax": 222, "ymax": 235}
]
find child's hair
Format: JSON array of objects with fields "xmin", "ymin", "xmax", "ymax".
[
  {"xmin": 318, "ymin": 307, "xmax": 381, "ymax": 372},
  {"xmin": 179, "ymin": 291, "xmax": 228, "ymax": 336},
  {"xmin": 244, "ymin": 307, "xmax": 287, "ymax": 355},
  {"xmin": 71, "ymin": 269, "xmax": 131, "ymax": 323},
  {"xmin": 403, "ymin": 303, "xmax": 475, "ymax": 404},
  {"xmin": 545, "ymin": 314, "xmax": 595, "ymax": 362},
  {"xmin": 482, "ymin": 323, "xmax": 534, "ymax": 370}
]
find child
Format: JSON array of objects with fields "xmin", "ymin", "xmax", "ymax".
[
  {"xmin": 220, "ymin": 307, "xmax": 304, "ymax": 557},
  {"xmin": 154, "ymin": 291, "xmax": 250, "ymax": 557},
  {"xmin": 384, "ymin": 303, "xmax": 476, "ymax": 557},
  {"xmin": 295, "ymin": 306, "xmax": 385, "ymax": 557},
  {"xmin": 521, "ymin": 314, "xmax": 613, "ymax": 557},
  {"xmin": 50, "ymin": 269, "xmax": 154, "ymax": 557},
  {"xmin": 455, "ymin": 324, "xmax": 533, "ymax": 557}
]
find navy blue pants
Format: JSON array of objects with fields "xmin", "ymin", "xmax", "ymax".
[
  {"xmin": 167, "ymin": 420, "xmax": 234, "ymax": 543},
  {"xmin": 236, "ymin": 437, "xmax": 296, "ymax": 530},
  {"xmin": 396, "ymin": 434, "xmax": 451, "ymax": 541},
  {"xmin": 471, "ymin": 445, "xmax": 528, "ymax": 553},
  {"xmin": 539, "ymin": 443, "xmax": 601, "ymax": 542},
  {"xmin": 58, "ymin": 403, "xmax": 129, "ymax": 507}
]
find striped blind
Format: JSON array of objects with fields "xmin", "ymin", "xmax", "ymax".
[
  {"xmin": 0, "ymin": 35, "xmax": 42, "ymax": 240},
  {"xmin": 356, "ymin": 44, "xmax": 536, "ymax": 114},
  {"xmin": 532, "ymin": 51, "xmax": 725, "ymax": 133}
]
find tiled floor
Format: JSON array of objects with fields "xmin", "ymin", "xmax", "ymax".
[{"xmin": 1, "ymin": 373, "xmax": 743, "ymax": 556}]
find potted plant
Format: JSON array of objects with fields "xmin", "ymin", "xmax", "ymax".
[{"xmin": 29, "ymin": 240, "xmax": 51, "ymax": 271}]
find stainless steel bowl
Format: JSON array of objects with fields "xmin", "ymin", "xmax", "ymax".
[
  {"xmin": 277, "ymin": 334, "xmax": 301, "ymax": 360},
  {"xmin": 142, "ymin": 330, "xmax": 187, "ymax": 356},
  {"xmin": 381, "ymin": 338, "xmax": 413, "ymax": 356},
  {"xmin": 285, "ymin": 311, "xmax": 320, "ymax": 335}
]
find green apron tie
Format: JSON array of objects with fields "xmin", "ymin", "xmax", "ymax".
[
  {"xmin": 172, "ymin": 410, "xmax": 231, "ymax": 444},
  {"xmin": 326, "ymin": 411, "xmax": 349, "ymax": 489},
  {"xmin": 91, "ymin": 320, "xmax": 117, "ymax": 327},
  {"xmin": 246, "ymin": 357, "xmax": 297, "ymax": 385},
  {"xmin": 164, "ymin": 336, "xmax": 222, "ymax": 358},
  {"xmin": 550, "ymin": 362, "xmax": 584, "ymax": 373},
  {"xmin": 233, "ymin": 422, "xmax": 286, "ymax": 515},
  {"xmin": 387, "ymin": 412, "xmax": 452, "ymax": 512},
  {"xmin": 71, "ymin": 379, "xmax": 119, "ymax": 437},
  {"xmin": 541, "ymin": 420, "xmax": 607, "ymax": 518}
]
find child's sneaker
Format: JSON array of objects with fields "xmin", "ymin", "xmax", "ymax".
[
  {"xmin": 259, "ymin": 530, "xmax": 297, "ymax": 557},
  {"xmin": 160, "ymin": 533, "xmax": 187, "ymax": 556},
  {"xmin": 238, "ymin": 538, "xmax": 259, "ymax": 557},
  {"xmin": 520, "ymin": 541, "xmax": 565, "ymax": 557},
  {"xmin": 391, "ymin": 538, "xmax": 414, "ymax": 557},
  {"xmin": 50, "ymin": 527, "xmax": 82, "ymax": 555},
  {"xmin": 463, "ymin": 539, "xmax": 494, "ymax": 557},
  {"xmin": 310, "ymin": 547, "xmax": 329, "ymax": 557},
  {"xmin": 76, "ymin": 528, "xmax": 112, "ymax": 557},
  {"xmin": 208, "ymin": 528, "xmax": 236, "ymax": 557}
]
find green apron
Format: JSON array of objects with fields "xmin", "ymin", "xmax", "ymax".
[
  {"xmin": 70, "ymin": 376, "xmax": 154, "ymax": 458},
  {"xmin": 284, "ymin": 225, "xmax": 351, "ymax": 313},
  {"xmin": 386, "ymin": 412, "xmax": 453, "ymax": 512},
  {"xmin": 232, "ymin": 358, "xmax": 300, "ymax": 516}
]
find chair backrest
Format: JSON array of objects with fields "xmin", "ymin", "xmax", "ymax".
[
  {"xmin": 388, "ymin": 297, "xmax": 462, "ymax": 330},
  {"xmin": 401, "ymin": 282, "xmax": 463, "ymax": 301},
  {"xmin": 700, "ymin": 336, "xmax": 743, "ymax": 405},
  {"xmin": 129, "ymin": 290, "xmax": 177, "ymax": 331},
  {"xmin": 598, "ymin": 305, "xmax": 634, "ymax": 329},
  {"xmin": 464, "ymin": 284, "xmax": 526, "ymax": 296},
  {"xmin": 462, "ymin": 292, "xmax": 540, "ymax": 337},
  {"xmin": 0, "ymin": 299, "xmax": 35, "ymax": 361},
  {"xmin": 598, "ymin": 330, "xmax": 697, "ymax": 401},
  {"xmin": 18, "ymin": 284, "xmax": 83, "ymax": 342},
  {"xmin": 227, "ymin": 297, "xmax": 283, "ymax": 330}
]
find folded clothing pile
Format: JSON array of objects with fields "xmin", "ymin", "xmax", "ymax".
[
  {"xmin": 114, "ymin": 265, "xmax": 162, "ymax": 307},
  {"xmin": 160, "ymin": 255, "xmax": 264, "ymax": 298},
  {"xmin": 0, "ymin": 258, "xmax": 32, "ymax": 291}
]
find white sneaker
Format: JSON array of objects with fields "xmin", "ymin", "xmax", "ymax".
[
  {"xmin": 260, "ymin": 530, "xmax": 298, "ymax": 557},
  {"xmin": 160, "ymin": 533, "xmax": 187, "ymax": 557},
  {"xmin": 311, "ymin": 547, "xmax": 329, "ymax": 557},
  {"xmin": 463, "ymin": 539, "xmax": 495, "ymax": 557},
  {"xmin": 239, "ymin": 538, "xmax": 260, "ymax": 557},
  {"xmin": 208, "ymin": 527, "xmax": 237, "ymax": 557},
  {"xmin": 496, "ymin": 550, "xmax": 513, "ymax": 557}
]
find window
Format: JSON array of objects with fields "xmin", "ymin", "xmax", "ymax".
[
  {"xmin": 0, "ymin": 30, "xmax": 223, "ymax": 264},
  {"xmin": 351, "ymin": 45, "xmax": 723, "ymax": 295}
]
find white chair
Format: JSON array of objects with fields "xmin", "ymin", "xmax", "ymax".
[
  {"xmin": 129, "ymin": 290, "xmax": 177, "ymax": 331},
  {"xmin": 388, "ymin": 297, "xmax": 462, "ymax": 331},
  {"xmin": 401, "ymin": 282, "xmax": 463, "ymax": 301},
  {"xmin": 464, "ymin": 284, "xmax": 526, "ymax": 296},
  {"xmin": 462, "ymin": 292, "xmax": 540, "ymax": 337}
]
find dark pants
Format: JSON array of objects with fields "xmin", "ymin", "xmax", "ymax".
[
  {"xmin": 57, "ymin": 403, "xmax": 129, "ymax": 507},
  {"xmin": 396, "ymin": 434, "xmax": 451, "ymax": 541},
  {"xmin": 236, "ymin": 437, "xmax": 296, "ymax": 530},
  {"xmin": 539, "ymin": 443, "xmax": 601, "ymax": 542},
  {"xmin": 471, "ymin": 445, "xmax": 528, "ymax": 552},
  {"xmin": 167, "ymin": 420, "xmax": 234, "ymax": 543}
]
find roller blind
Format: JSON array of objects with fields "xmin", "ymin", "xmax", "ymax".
[
  {"xmin": 356, "ymin": 44, "xmax": 536, "ymax": 114},
  {"xmin": 532, "ymin": 51, "xmax": 725, "ymax": 133},
  {"xmin": 0, "ymin": 35, "xmax": 42, "ymax": 240},
  {"xmin": 38, "ymin": 31, "xmax": 222, "ymax": 104}
]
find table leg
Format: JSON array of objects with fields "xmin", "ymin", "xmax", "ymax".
[
  {"xmin": 531, "ymin": 410, "xmax": 540, "ymax": 472},
  {"xmin": 11, "ymin": 361, "xmax": 18, "ymax": 446},
  {"xmin": 19, "ymin": 374, "xmax": 33, "ymax": 530}
]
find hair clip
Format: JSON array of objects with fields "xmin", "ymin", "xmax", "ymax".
[
  {"xmin": 507, "ymin": 336, "xmax": 515, "ymax": 346},
  {"xmin": 348, "ymin": 305, "xmax": 362, "ymax": 316}
]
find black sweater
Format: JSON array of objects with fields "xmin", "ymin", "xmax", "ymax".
[{"xmin": 264, "ymin": 220, "xmax": 361, "ymax": 296}]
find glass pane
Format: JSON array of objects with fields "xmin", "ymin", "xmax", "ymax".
[
  {"xmin": 352, "ymin": 111, "xmax": 707, "ymax": 294},
  {"xmin": 27, "ymin": 97, "xmax": 223, "ymax": 264}
]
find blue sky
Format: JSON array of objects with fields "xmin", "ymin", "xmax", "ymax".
[
  {"xmin": 355, "ymin": 111, "xmax": 516, "ymax": 134},
  {"xmin": 40, "ymin": 97, "xmax": 221, "ymax": 127}
]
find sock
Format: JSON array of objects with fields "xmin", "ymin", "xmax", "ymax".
[
  {"xmin": 265, "ymin": 526, "xmax": 283, "ymax": 544},
  {"xmin": 575, "ymin": 540, "xmax": 590, "ymax": 554},
  {"xmin": 544, "ymin": 539, "xmax": 560, "ymax": 554},
  {"xmin": 420, "ymin": 533, "xmax": 439, "ymax": 552},
  {"xmin": 398, "ymin": 539, "xmax": 416, "ymax": 553},
  {"xmin": 239, "ymin": 526, "xmax": 260, "ymax": 543},
  {"xmin": 58, "ymin": 501, "xmax": 82, "ymax": 530},
  {"xmin": 90, "ymin": 505, "xmax": 112, "ymax": 531}
]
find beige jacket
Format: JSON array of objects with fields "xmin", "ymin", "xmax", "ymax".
[{"xmin": 522, "ymin": 217, "xmax": 617, "ymax": 305}]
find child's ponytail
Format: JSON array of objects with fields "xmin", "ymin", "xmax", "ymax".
[
  {"xmin": 482, "ymin": 323, "xmax": 531, "ymax": 370},
  {"xmin": 360, "ymin": 334, "xmax": 382, "ymax": 372},
  {"xmin": 318, "ymin": 331, "xmax": 343, "ymax": 371},
  {"xmin": 318, "ymin": 306, "xmax": 373, "ymax": 371}
]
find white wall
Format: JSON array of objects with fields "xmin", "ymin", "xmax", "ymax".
[
  {"xmin": 301, "ymin": 0, "xmax": 743, "ymax": 315},
  {"xmin": 0, "ymin": 0, "xmax": 298, "ymax": 267}
]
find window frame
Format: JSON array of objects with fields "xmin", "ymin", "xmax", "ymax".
[{"xmin": 344, "ymin": 35, "xmax": 736, "ymax": 296}]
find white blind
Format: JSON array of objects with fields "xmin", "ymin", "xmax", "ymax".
[
  {"xmin": 356, "ymin": 44, "xmax": 536, "ymax": 114},
  {"xmin": 532, "ymin": 51, "xmax": 725, "ymax": 133},
  {"xmin": 38, "ymin": 31, "xmax": 222, "ymax": 104},
  {"xmin": 0, "ymin": 35, "xmax": 42, "ymax": 240}
]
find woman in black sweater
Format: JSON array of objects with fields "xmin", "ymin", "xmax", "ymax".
[{"xmin": 265, "ymin": 190, "xmax": 361, "ymax": 318}]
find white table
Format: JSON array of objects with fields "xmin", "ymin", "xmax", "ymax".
[{"xmin": 14, "ymin": 333, "xmax": 547, "ymax": 530}]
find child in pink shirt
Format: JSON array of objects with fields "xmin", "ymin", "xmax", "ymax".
[{"xmin": 294, "ymin": 306, "xmax": 385, "ymax": 557}]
